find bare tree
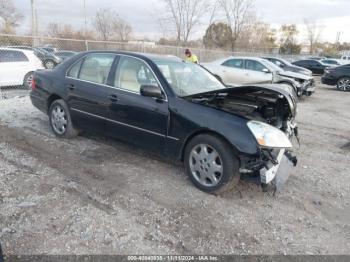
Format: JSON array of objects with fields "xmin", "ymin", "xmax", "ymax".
[
  {"xmin": 93, "ymin": 9, "xmax": 114, "ymax": 41},
  {"xmin": 304, "ymin": 19, "xmax": 324, "ymax": 54},
  {"xmin": 0, "ymin": 0, "xmax": 23, "ymax": 34},
  {"xmin": 113, "ymin": 17, "xmax": 132, "ymax": 42},
  {"xmin": 219, "ymin": 0, "xmax": 255, "ymax": 51},
  {"xmin": 161, "ymin": 0, "xmax": 211, "ymax": 45},
  {"xmin": 93, "ymin": 9, "xmax": 133, "ymax": 42}
]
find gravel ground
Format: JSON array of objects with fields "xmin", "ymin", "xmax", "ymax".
[{"xmin": 0, "ymin": 79, "xmax": 349, "ymax": 255}]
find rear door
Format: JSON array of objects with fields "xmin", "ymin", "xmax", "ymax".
[
  {"xmin": 0, "ymin": 50, "xmax": 30, "ymax": 86},
  {"xmin": 244, "ymin": 59, "xmax": 273, "ymax": 84},
  {"xmin": 65, "ymin": 53, "xmax": 117, "ymax": 131}
]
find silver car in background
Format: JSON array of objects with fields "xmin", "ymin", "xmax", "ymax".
[{"xmin": 202, "ymin": 57, "xmax": 315, "ymax": 96}]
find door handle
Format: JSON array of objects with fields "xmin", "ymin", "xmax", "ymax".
[
  {"xmin": 67, "ymin": 84, "xmax": 75, "ymax": 91},
  {"xmin": 109, "ymin": 94, "xmax": 119, "ymax": 102}
]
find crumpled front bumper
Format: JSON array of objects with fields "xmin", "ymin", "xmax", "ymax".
[{"xmin": 260, "ymin": 149, "xmax": 297, "ymax": 189}]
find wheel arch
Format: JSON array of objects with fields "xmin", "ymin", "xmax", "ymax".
[
  {"xmin": 180, "ymin": 129, "xmax": 241, "ymax": 162},
  {"xmin": 47, "ymin": 94, "xmax": 63, "ymax": 114}
]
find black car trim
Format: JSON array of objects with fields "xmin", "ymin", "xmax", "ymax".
[
  {"xmin": 65, "ymin": 53, "xmax": 168, "ymax": 102},
  {"xmin": 70, "ymin": 108, "xmax": 180, "ymax": 140}
]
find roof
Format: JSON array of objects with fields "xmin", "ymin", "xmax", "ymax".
[
  {"xmin": 0, "ymin": 47, "xmax": 35, "ymax": 54},
  {"xmin": 76, "ymin": 50, "xmax": 183, "ymax": 63}
]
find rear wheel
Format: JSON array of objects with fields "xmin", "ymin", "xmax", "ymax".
[
  {"xmin": 184, "ymin": 134, "xmax": 240, "ymax": 194},
  {"xmin": 337, "ymin": 77, "xmax": 350, "ymax": 91},
  {"xmin": 44, "ymin": 59, "xmax": 56, "ymax": 69},
  {"xmin": 49, "ymin": 99, "xmax": 79, "ymax": 138},
  {"xmin": 23, "ymin": 72, "xmax": 34, "ymax": 89}
]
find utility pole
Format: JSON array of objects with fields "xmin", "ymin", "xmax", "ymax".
[
  {"xmin": 31, "ymin": 0, "xmax": 38, "ymax": 46},
  {"xmin": 83, "ymin": 0, "xmax": 87, "ymax": 38}
]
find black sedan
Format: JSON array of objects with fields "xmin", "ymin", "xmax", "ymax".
[
  {"xmin": 292, "ymin": 59, "xmax": 329, "ymax": 75},
  {"xmin": 263, "ymin": 57, "xmax": 313, "ymax": 76},
  {"xmin": 30, "ymin": 51, "xmax": 298, "ymax": 193},
  {"xmin": 322, "ymin": 64, "xmax": 350, "ymax": 91}
]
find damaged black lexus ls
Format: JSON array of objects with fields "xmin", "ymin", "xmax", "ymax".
[{"xmin": 30, "ymin": 51, "xmax": 298, "ymax": 194}]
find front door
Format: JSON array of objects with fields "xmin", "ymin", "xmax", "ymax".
[
  {"xmin": 106, "ymin": 55, "xmax": 169, "ymax": 153},
  {"xmin": 244, "ymin": 59, "xmax": 273, "ymax": 84}
]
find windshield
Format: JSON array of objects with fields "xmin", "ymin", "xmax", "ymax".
[
  {"xmin": 261, "ymin": 59, "xmax": 284, "ymax": 72},
  {"xmin": 154, "ymin": 60, "xmax": 226, "ymax": 97}
]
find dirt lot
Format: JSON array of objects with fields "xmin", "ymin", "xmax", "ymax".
[{"xmin": 0, "ymin": 79, "xmax": 349, "ymax": 255}]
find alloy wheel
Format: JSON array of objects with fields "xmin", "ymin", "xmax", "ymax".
[
  {"xmin": 338, "ymin": 78, "xmax": 350, "ymax": 91},
  {"xmin": 45, "ymin": 60, "xmax": 55, "ymax": 69},
  {"xmin": 189, "ymin": 144, "xmax": 223, "ymax": 187},
  {"xmin": 51, "ymin": 105, "xmax": 68, "ymax": 135}
]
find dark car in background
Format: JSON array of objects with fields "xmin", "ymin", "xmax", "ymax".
[
  {"xmin": 322, "ymin": 64, "xmax": 350, "ymax": 91},
  {"xmin": 39, "ymin": 46, "xmax": 58, "ymax": 53},
  {"xmin": 40, "ymin": 50, "xmax": 77, "ymax": 69},
  {"xmin": 263, "ymin": 57, "xmax": 313, "ymax": 76},
  {"xmin": 292, "ymin": 59, "xmax": 329, "ymax": 75},
  {"xmin": 30, "ymin": 51, "xmax": 298, "ymax": 194}
]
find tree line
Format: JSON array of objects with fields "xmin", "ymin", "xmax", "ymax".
[{"xmin": 0, "ymin": 0, "xmax": 349, "ymax": 56}]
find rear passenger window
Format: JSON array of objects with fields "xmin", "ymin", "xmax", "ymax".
[
  {"xmin": 78, "ymin": 54, "xmax": 115, "ymax": 84},
  {"xmin": 0, "ymin": 50, "xmax": 28, "ymax": 62},
  {"xmin": 68, "ymin": 60, "xmax": 82, "ymax": 78},
  {"xmin": 222, "ymin": 59, "xmax": 243, "ymax": 68}
]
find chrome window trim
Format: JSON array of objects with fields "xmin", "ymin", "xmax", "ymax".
[
  {"xmin": 65, "ymin": 53, "xmax": 168, "ymax": 102},
  {"xmin": 70, "ymin": 108, "xmax": 179, "ymax": 141}
]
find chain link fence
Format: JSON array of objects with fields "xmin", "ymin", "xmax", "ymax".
[{"xmin": 0, "ymin": 33, "xmax": 311, "ymax": 100}]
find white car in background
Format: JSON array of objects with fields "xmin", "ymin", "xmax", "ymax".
[
  {"xmin": 0, "ymin": 48, "xmax": 44, "ymax": 89},
  {"xmin": 202, "ymin": 56, "xmax": 315, "ymax": 96}
]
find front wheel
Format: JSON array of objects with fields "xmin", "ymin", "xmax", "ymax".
[
  {"xmin": 184, "ymin": 134, "xmax": 240, "ymax": 194},
  {"xmin": 337, "ymin": 77, "xmax": 350, "ymax": 91},
  {"xmin": 49, "ymin": 99, "xmax": 79, "ymax": 138}
]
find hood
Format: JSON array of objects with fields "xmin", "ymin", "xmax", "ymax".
[
  {"xmin": 277, "ymin": 70, "xmax": 313, "ymax": 80},
  {"xmin": 184, "ymin": 85, "xmax": 297, "ymax": 127}
]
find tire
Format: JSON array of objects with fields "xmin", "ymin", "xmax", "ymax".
[
  {"xmin": 44, "ymin": 59, "xmax": 56, "ymax": 69},
  {"xmin": 23, "ymin": 72, "xmax": 34, "ymax": 90},
  {"xmin": 337, "ymin": 77, "xmax": 350, "ymax": 92},
  {"xmin": 49, "ymin": 99, "xmax": 79, "ymax": 138},
  {"xmin": 184, "ymin": 134, "xmax": 240, "ymax": 194}
]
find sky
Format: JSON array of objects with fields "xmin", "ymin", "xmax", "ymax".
[{"xmin": 12, "ymin": 0, "xmax": 350, "ymax": 43}]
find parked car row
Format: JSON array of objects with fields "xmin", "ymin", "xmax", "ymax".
[
  {"xmin": 202, "ymin": 56, "xmax": 315, "ymax": 97},
  {"xmin": 7, "ymin": 46, "xmax": 76, "ymax": 69}
]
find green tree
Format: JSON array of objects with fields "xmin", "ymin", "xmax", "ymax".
[{"xmin": 203, "ymin": 22, "xmax": 232, "ymax": 50}]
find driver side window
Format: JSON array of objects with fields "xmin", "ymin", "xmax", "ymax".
[{"xmin": 114, "ymin": 56, "xmax": 159, "ymax": 94}]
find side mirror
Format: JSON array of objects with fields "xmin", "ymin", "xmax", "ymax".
[
  {"xmin": 262, "ymin": 68, "xmax": 270, "ymax": 73},
  {"xmin": 140, "ymin": 85, "xmax": 164, "ymax": 100}
]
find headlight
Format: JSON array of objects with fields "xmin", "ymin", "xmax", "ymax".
[{"xmin": 247, "ymin": 121, "xmax": 293, "ymax": 149}]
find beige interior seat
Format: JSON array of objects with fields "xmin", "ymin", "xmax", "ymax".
[
  {"xmin": 80, "ymin": 59, "xmax": 104, "ymax": 84},
  {"xmin": 119, "ymin": 68, "xmax": 140, "ymax": 93}
]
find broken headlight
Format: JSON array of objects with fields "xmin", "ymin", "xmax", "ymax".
[{"xmin": 247, "ymin": 121, "xmax": 293, "ymax": 149}]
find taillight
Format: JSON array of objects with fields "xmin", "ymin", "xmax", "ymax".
[{"xmin": 31, "ymin": 78, "xmax": 36, "ymax": 90}]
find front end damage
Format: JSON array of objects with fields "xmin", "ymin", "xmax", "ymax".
[
  {"xmin": 240, "ymin": 145, "xmax": 298, "ymax": 191},
  {"xmin": 185, "ymin": 84, "xmax": 299, "ymax": 190}
]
